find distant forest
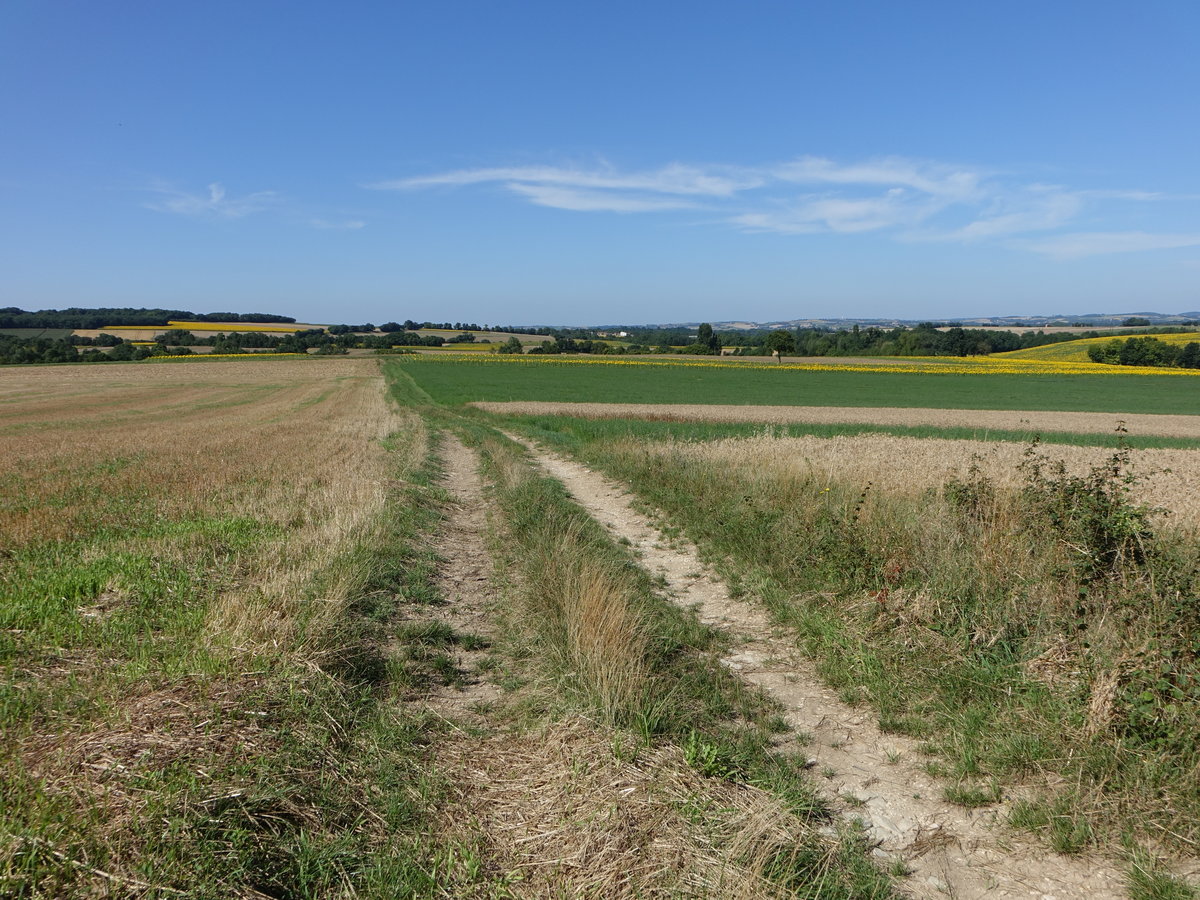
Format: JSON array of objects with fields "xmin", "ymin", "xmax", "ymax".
[
  {"xmin": 613, "ymin": 322, "xmax": 1200, "ymax": 357},
  {"xmin": 0, "ymin": 307, "xmax": 296, "ymax": 329}
]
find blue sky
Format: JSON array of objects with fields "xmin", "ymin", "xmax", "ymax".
[{"xmin": 2, "ymin": 1, "xmax": 1198, "ymax": 325}]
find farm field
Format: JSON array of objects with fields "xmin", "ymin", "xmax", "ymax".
[
  {"xmin": 472, "ymin": 400, "xmax": 1200, "ymax": 443},
  {"xmin": 395, "ymin": 353, "xmax": 1200, "ymax": 414},
  {"xmin": 0, "ymin": 328, "xmax": 75, "ymax": 340},
  {"xmin": 385, "ymin": 355, "xmax": 1200, "ymax": 892},
  {"xmin": 3, "ymin": 356, "xmax": 903, "ymax": 898},
  {"xmin": 1000, "ymin": 331, "xmax": 1200, "ymax": 362},
  {"xmin": 0, "ymin": 358, "xmax": 463, "ymax": 895},
  {"xmin": 6, "ymin": 352, "xmax": 1198, "ymax": 896},
  {"xmin": 410, "ymin": 327, "xmax": 547, "ymax": 344}
]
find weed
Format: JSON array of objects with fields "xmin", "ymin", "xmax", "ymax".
[
  {"xmin": 1019, "ymin": 435, "xmax": 1157, "ymax": 584},
  {"xmin": 1010, "ymin": 796, "xmax": 1094, "ymax": 854},
  {"xmin": 1127, "ymin": 847, "xmax": 1199, "ymax": 900},
  {"xmin": 683, "ymin": 730, "xmax": 745, "ymax": 781},
  {"xmin": 943, "ymin": 780, "xmax": 1002, "ymax": 808}
]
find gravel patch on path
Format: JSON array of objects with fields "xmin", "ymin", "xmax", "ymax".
[{"xmin": 474, "ymin": 401, "xmax": 1200, "ymax": 440}]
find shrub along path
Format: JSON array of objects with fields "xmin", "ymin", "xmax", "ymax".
[{"xmin": 503, "ymin": 430, "xmax": 1134, "ymax": 900}]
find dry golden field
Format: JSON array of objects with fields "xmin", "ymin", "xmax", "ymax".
[
  {"xmin": 0, "ymin": 358, "xmax": 412, "ymax": 645},
  {"xmin": 472, "ymin": 400, "xmax": 1200, "ymax": 439},
  {"xmin": 631, "ymin": 432, "xmax": 1200, "ymax": 528}
]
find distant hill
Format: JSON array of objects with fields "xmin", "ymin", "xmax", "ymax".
[{"xmin": 598, "ymin": 311, "xmax": 1200, "ymax": 332}]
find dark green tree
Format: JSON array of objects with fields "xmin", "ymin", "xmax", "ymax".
[
  {"xmin": 696, "ymin": 323, "xmax": 721, "ymax": 353},
  {"xmin": 497, "ymin": 336, "xmax": 524, "ymax": 354},
  {"xmin": 764, "ymin": 329, "xmax": 796, "ymax": 358}
]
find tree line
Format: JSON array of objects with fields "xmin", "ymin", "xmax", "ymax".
[
  {"xmin": 0, "ymin": 307, "xmax": 296, "ymax": 329},
  {"xmin": 1087, "ymin": 336, "xmax": 1200, "ymax": 369}
]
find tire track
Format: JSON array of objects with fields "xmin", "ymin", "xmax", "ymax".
[{"xmin": 504, "ymin": 430, "xmax": 1132, "ymax": 900}]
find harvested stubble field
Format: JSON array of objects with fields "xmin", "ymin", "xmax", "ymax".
[
  {"xmin": 473, "ymin": 400, "xmax": 1200, "ymax": 441},
  {"xmin": 634, "ymin": 432, "xmax": 1200, "ymax": 529},
  {"xmin": 0, "ymin": 358, "xmax": 463, "ymax": 896}
]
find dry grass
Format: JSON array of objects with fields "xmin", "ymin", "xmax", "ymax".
[
  {"xmin": 19, "ymin": 677, "xmax": 271, "ymax": 831},
  {"xmin": 575, "ymin": 426, "xmax": 1200, "ymax": 850},
  {"xmin": 485, "ymin": 446, "xmax": 651, "ymax": 722},
  {"xmin": 471, "ymin": 400, "xmax": 1200, "ymax": 440},
  {"xmin": 561, "ymin": 563, "xmax": 650, "ymax": 720},
  {"xmin": 437, "ymin": 718, "xmax": 841, "ymax": 899},
  {"xmin": 631, "ymin": 432, "xmax": 1200, "ymax": 529}
]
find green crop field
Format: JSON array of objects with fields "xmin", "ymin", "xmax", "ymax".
[
  {"xmin": 0, "ymin": 328, "xmax": 74, "ymax": 340},
  {"xmin": 391, "ymin": 355, "xmax": 1200, "ymax": 415}
]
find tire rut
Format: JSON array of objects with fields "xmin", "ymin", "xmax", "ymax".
[
  {"xmin": 504, "ymin": 430, "xmax": 1133, "ymax": 900},
  {"xmin": 398, "ymin": 435, "xmax": 499, "ymax": 718}
]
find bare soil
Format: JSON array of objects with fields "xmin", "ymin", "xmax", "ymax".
[
  {"xmin": 473, "ymin": 401, "xmax": 1200, "ymax": 440},
  {"xmin": 504, "ymin": 431, "xmax": 1152, "ymax": 900},
  {"xmin": 400, "ymin": 435, "xmax": 500, "ymax": 716}
]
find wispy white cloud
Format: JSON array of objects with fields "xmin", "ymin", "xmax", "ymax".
[
  {"xmin": 1017, "ymin": 231, "xmax": 1200, "ymax": 259},
  {"xmin": 770, "ymin": 156, "xmax": 984, "ymax": 201},
  {"xmin": 370, "ymin": 162, "xmax": 759, "ymax": 197},
  {"xmin": 735, "ymin": 188, "xmax": 948, "ymax": 235},
  {"xmin": 309, "ymin": 217, "xmax": 366, "ymax": 230},
  {"xmin": 507, "ymin": 183, "xmax": 699, "ymax": 213},
  {"xmin": 375, "ymin": 155, "xmax": 1196, "ymax": 258},
  {"xmin": 925, "ymin": 185, "xmax": 1085, "ymax": 241},
  {"xmin": 146, "ymin": 181, "xmax": 278, "ymax": 218}
]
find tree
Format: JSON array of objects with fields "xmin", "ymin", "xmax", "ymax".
[
  {"xmin": 1179, "ymin": 342, "xmax": 1200, "ymax": 369},
  {"xmin": 696, "ymin": 323, "xmax": 721, "ymax": 353},
  {"xmin": 497, "ymin": 336, "xmax": 523, "ymax": 354},
  {"xmin": 764, "ymin": 329, "xmax": 796, "ymax": 359}
]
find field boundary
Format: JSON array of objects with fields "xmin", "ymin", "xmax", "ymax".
[{"xmin": 473, "ymin": 401, "xmax": 1200, "ymax": 440}]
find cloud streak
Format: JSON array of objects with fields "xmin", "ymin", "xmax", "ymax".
[
  {"xmin": 375, "ymin": 155, "xmax": 1196, "ymax": 258},
  {"xmin": 146, "ymin": 181, "xmax": 278, "ymax": 218},
  {"xmin": 309, "ymin": 217, "xmax": 366, "ymax": 230},
  {"xmin": 1018, "ymin": 231, "xmax": 1200, "ymax": 259}
]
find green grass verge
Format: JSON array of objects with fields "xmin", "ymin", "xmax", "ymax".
[{"xmin": 497, "ymin": 413, "xmax": 1200, "ymax": 451}]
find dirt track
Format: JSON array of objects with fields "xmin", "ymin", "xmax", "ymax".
[
  {"xmin": 412, "ymin": 435, "xmax": 500, "ymax": 715},
  {"xmin": 473, "ymin": 401, "xmax": 1200, "ymax": 440},
  {"xmin": 504, "ymin": 430, "xmax": 1146, "ymax": 900}
]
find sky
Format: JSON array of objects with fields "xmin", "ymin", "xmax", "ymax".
[{"xmin": 2, "ymin": 0, "xmax": 1198, "ymax": 325}]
